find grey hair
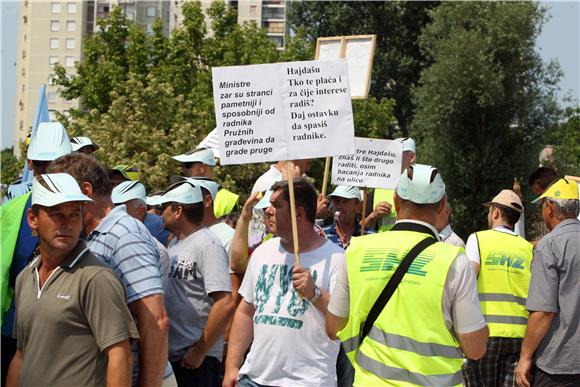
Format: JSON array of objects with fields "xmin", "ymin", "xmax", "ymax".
[
  {"xmin": 546, "ymin": 198, "xmax": 580, "ymax": 219},
  {"xmin": 126, "ymin": 198, "xmax": 146, "ymax": 210}
]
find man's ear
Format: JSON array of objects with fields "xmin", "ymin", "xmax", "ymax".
[
  {"xmin": 80, "ymin": 181, "xmax": 94, "ymax": 198},
  {"xmin": 27, "ymin": 208, "xmax": 38, "ymax": 232},
  {"xmin": 394, "ymin": 192, "xmax": 401, "ymax": 214},
  {"xmin": 204, "ymin": 194, "xmax": 213, "ymax": 209},
  {"xmin": 295, "ymin": 205, "xmax": 306, "ymax": 221}
]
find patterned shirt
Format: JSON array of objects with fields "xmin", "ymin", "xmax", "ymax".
[{"xmin": 85, "ymin": 204, "xmax": 171, "ymax": 382}]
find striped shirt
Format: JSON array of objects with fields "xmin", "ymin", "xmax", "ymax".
[{"xmin": 85, "ymin": 204, "xmax": 172, "ymax": 382}]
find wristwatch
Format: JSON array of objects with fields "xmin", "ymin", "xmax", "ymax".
[{"xmin": 309, "ymin": 286, "xmax": 322, "ymax": 303}]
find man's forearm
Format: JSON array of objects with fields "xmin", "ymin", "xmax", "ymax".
[
  {"xmin": 225, "ymin": 302, "xmax": 255, "ymax": 371},
  {"xmin": 230, "ymin": 215, "xmax": 251, "ymax": 274},
  {"xmin": 106, "ymin": 340, "xmax": 133, "ymax": 387},
  {"xmin": 520, "ymin": 311, "xmax": 555, "ymax": 360},
  {"xmin": 5, "ymin": 349, "xmax": 22, "ymax": 387}
]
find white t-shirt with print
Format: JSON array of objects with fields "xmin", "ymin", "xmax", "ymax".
[{"xmin": 238, "ymin": 238, "xmax": 345, "ymax": 387}]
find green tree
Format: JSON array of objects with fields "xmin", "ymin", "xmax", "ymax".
[
  {"xmin": 52, "ymin": 2, "xmax": 305, "ymax": 193},
  {"xmin": 412, "ymin": 2, "xmax": 561, "ymax": 238},
  {"xmin": 550, "ymin": 105, "xmax": 580, "ymax": 175},
  {"xmin": 288, "ymin": 1, "xmax": 439, "ymax": 135}
]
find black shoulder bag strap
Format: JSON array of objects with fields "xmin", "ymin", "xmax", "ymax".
[{"xmin": 360, "ymin": 236, "xmax": 436, "ymax": 341}]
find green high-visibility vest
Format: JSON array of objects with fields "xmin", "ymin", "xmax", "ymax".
[
  {"xmin": 0, "ymin": 192, "xmax": 31, "ymax": 325},
  {"xmin": 338, "ymin": 228, "xmax": 464, "ymax": 386},
  {"xmin": 373, "ymin": 188, "xmax": 397, "ymax": 232},
  {"xmin": 476, "ymin": 229, "xmax": 533, "ymax": 338},
  {"xmin": 214, "ymin": 188, "xmax": 239, "ymax": 219}
]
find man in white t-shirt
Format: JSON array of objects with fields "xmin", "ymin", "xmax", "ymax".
[
  {"xmin": 223, "ymin": 179, "xmax": 345, "ymax": 387},
  {"xmin": 434, "ymin": 196, "xmax": 465, "ymax": 248}
]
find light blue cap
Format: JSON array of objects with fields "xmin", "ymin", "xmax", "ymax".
[
  {"xmin": 186, "ymin": 178, "xmax": 220, "ymax": 199},
  {"xmin": 255, "ymin": 189, "xmax": 273, "ymax": 210},
  {"xmin": 329, "ymin": 186, "xmax": 361, "ymax": 200},
  {"xmin": 172, "ymin": 147, "xmax": 216, "ymax": 166},
  {"xmin": 396, "ymin": 137, "xmax": 416, "ymax": 153},
  {"xmin": 159, "ymin": 181, "xmax": 203, "ymax": 205},
  {"xmin": 32, "ymin": 173, "xmax": 93, "ymax": 207},
  {"xmin": 71, "ymin": 136, "xmax": 99, "ymax": 152},
  {"xmin": 112, "ymin": 180, "xmax": 147, "ymax": 204},
  {"xmin": 395, "ymin": 164, "xmax": 445, "ymax": 204},
  {"xmin": 27, "ymin": 122, "xmax": 72, "ymax": 161}
]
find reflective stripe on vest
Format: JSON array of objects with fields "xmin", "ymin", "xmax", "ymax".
[
  {"xmin": 337, "ymin": 229, "xmax": 463, "ymax": 386},
  {"xmin": 476, "ymin": 229, "xmax": 533, "ymax": 338},
  {"xmin": 214, "ymin": 188, "xmax": 239, "ymax": 218},
  {"xmin": 373, "ymin": 189, "xmax": 397, "ymax": 232}
]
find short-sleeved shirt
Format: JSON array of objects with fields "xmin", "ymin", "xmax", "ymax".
[
  {"xmin": 165, "ymin": 228, "xmax": 231, "ymax": 362},
  {"xmin": 85, "ymin": 205, "xmax": 172, "ymax": 381},
  {"xmin": 323, "ymin": 222, "xmax": 375, "ymax": 249},
  {"xmin": 465, "ymin": 225, "xmax": 516, "ymax": 265},
  {"xmin": 526, "ymin": 218, "xmax": 580, "ymax": 374},
  {"xmin": 144, "ymin": 212, "xmax": 170, "ymax": 246},
  {"xmin": 238, "ymin": 238, "xmax": 344, "ymax": 386},
  {"xmin": 440, "ymin": 224, "xmax": 466, "ymax": 248},
  {"xmin": 14, "ymin": 242, "xmax": 139, "ymax": 387},
  {"xmin": 328, "ymin": 220, "xmax": 486, "ymax": 335}
]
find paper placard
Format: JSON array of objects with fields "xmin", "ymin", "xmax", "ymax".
[
  {"xmin": 212, "ymin": 60, "xmax": 355, "ymax": 165},
  {"xmin": 197, "ymin": 128, "xmax": 220, "ymax": 159},
  {"xmin": 332, "ymin": 137, "xmax": 402, "ymax": 189},
  {"xmin": 315, "ymin": 35, "xmax": 376, "ymax": 99}
]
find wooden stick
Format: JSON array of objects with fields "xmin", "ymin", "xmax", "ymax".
[
  {"xmin": 321, "ymin": 157, "xmax": 331, "ymax": 198},
  {"xmin": 564, "ymin": 175, "xmax": 580, "ymax": 182},
  {"xmin": 360, "ymin": 188, "xmax": 367, "ymax": 236},
  {"xmin": 286, "ymin": 161, "xmax": 301, "ymax": 266}
]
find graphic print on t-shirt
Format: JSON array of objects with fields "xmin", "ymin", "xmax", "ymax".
[{"xmin": 254, "ymin": 263, "xmax": 318, "ymax": 329}]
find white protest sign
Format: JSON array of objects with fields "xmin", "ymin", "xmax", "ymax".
[
  {"xmin": 316, "ymin": 35, "xmax": 376, "ymax": 99},
  {"xmin": 197, "ymin": 128, "xmax": 220, "ymax": 159},
  {"xmin": 332, "ymin": 137, "xmax": 402, "ymax": 189},
  {"xmin": 212, "ymin": 60, "xmax": 355, "ymax": 165}
]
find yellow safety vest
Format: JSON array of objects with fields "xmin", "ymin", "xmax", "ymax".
[
  {"xmin": 214, "ymin": 188, "xmax": 239, "ymax": 219},
  {"xmin": 338, "ymin": 228, "xmax": 464, "ymax": 386},
  {"xmin": 476, "ymin": 229, "xmax": 533, "ymax": 338},
  {"xmin": 373, "ymin": 189, "xmax": 397, "ymax": 232}
]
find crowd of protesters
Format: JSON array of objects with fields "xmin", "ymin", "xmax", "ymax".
[{"xmin": 1, "ymin": 122, "xmax": 578, "ymax": 387}]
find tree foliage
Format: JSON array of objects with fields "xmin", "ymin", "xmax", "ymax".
[
  {"xmin": 52, "ymin": 2, "xmax": 315, "ymax": 193},
  {"xmin": 288, "ymin": 1, "xmax": 438, "ymax": 135},
  {"xmin": 412, "ymin": 2, "xmax": 561, "ymax": 237},
  {"xmin": 550, "ymin": 106, "xmax": 580, "ymax": 175}
]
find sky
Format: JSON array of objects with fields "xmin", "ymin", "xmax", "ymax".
[{"xmin": 1, "ymin": 0, "xmax": 579, "ymax": 151}]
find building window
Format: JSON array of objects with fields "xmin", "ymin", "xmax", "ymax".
[
  {"xmin": 146, "ymin": 24, "xmax": 153, "ymax": 34},
  {"xmin": 22, "ymin": 50, "xmax": 26, "ymax": 59},
  {"xmin": 67, "ymin": 2, "xmax": 77, "ymax": 13},
  {"xmin": 127, "ymin": 12, "xmax": 135, "ymax": 21},
  {"xmin": 23, "ymin": 33, "xmax": 27, "ymax": 42},
  {"xmin": 65, "ymin": 56, "xmax": 75, "ymax": 67},
  {"xmin": 48, "ymin": 76, "xmax": 57, "ymax": 86},
  {"xmin": 51, "ymin": 20, "xmax": 60, "ymax": 31},
  {"xmin": 65, "ymin": 38, "xmax": 75, "ymax": 49},
  {"xmin": 49, "ymin": 56, "xmax": 58, "ymax": 67},
  {"xmin": 250, "ymin": 5, "xmax": 257, "ymax": 16},
  {"xmin": 66, "ymin": 20, "xmax": 76, "ymax": 32},
  {"xmin": 47, "ymin": 92, "xmax": 57, "ymax": 103},
  {"xmin": 20, "ymin": 120, "xmax": 24, "ymax": 130},
  {"xmin": 21, "ymin": 67, "xmax": 25, "ymax": 76},
  {"xmin": 23, "ymin": 15, "xmax": 28, "ymax": 24},
  {"xmin": 147, "ymin": 7, "xmax": 156, "ymax": 17},
  {"xmin": 50, "ymin": 38, "xmax": 60, "ymax": 49},
  {"xmin": 51, "ymin": 2, "xmax": 61, "ymax": 13}
]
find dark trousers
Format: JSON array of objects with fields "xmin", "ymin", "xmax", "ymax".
[
  {"xmin": 1, "ymin": 335, "xmax": 17, "ymax": 385},
  {"xmin": 171, "ymin": 356, "xmax": 221, "ymax": 387},
  {"xmin": 462, "ymin": 337, "xmax": 522, "ymax": 387},
  {"xmin": 533, "ymin": 367, "xmax": 580, "ymax": 387},
  {"xmin": 337, "ymin": 345, "xmax": 354, "ymax": 387}
]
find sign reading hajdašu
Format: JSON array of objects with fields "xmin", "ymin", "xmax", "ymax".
[
  {"xmin": 212, "ymin": 60, "xmax": 355, "ymax": 165},
  {"xmin": 332, "ymin": 137, "xmax": 403, "ymax": 189}
]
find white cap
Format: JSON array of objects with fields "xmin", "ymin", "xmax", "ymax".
[
  {"xmin": 255, "ymin": 189, "xmax": 273, "ymax": 210},
  {"xmin": 158, "ymin": 181, "xmax": 203, "ymax": 205},
  {"xmin": 27, "ymin": 122, "xmax": 72, "ymax": 161},
  {"xmin": 146, "ymin": 195, "xmax": 162, "ymax": 207},
  {"xmin": 71, "ymin": 136, "xmax": 99, "ymax": 152},
  {"xmin": 395, "ymin": 164, "xmax": 445, "ymax": 204},
  {"xmin": 111, "ymin": 180, "xmax": 147, "ymax": 204},
  {"xmin": 187, "ymin": 178, "xmax": 219, "ymax": 199},
  {"xmin": 32, "ymin": 173, "xmax": 93, "ymax": 207},
  {"xmin": 329, "ymin": 186, "xmax": 361, "ymax": 200},
  {"xmin": 172, "ymin": 148, "xmax": 216, "ymax": 166},
  {"xmin": 396, "ymin": 137, "xmax": 416, "ymax": 153}
]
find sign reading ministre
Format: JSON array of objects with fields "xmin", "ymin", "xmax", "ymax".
[
  {"xmin": 332, "ymin": 137, "xmax": 403, "ymax": 189},
  {"xmin": 212, "ymin": 60, "xmax": 355, "ymax": 165}
]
